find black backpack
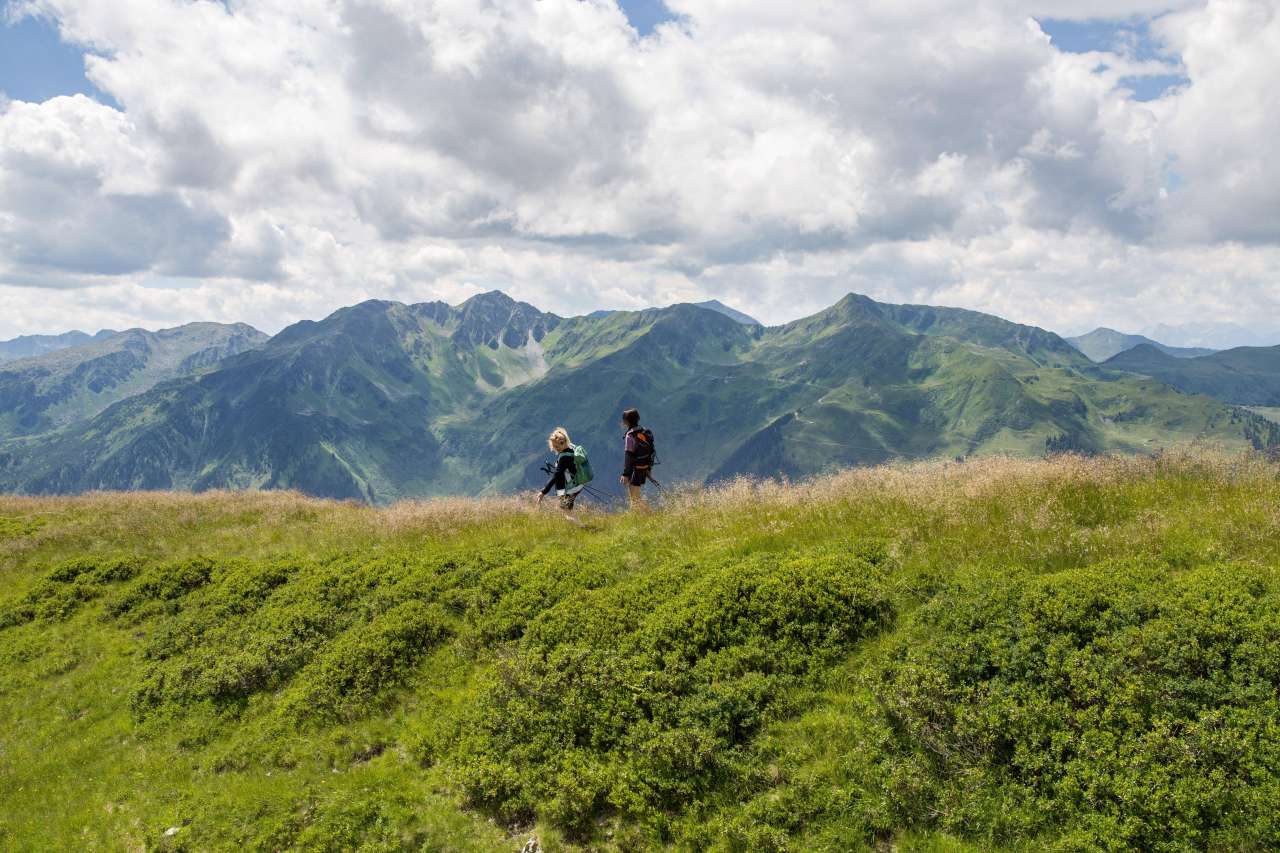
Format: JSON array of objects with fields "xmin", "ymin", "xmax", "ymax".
[{"xmin": 630, "ymin": 428, "xmax": 657, "ymax": 469}]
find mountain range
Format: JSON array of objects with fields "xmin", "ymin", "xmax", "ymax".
[
  {"xmin": 1, "ymin": 292, "xmax": 1275, "ymax": 503},
  {"xmin": 0, "ymin": 329, "xmax": 118, "ymax": 363},
  {"xmin": 1066, "ymin": 327, "xmax": 1216, "ymax": 362},
  {"xmin": 1103, "ymin": 344, "xmax": 1280, "ymax": 407},
  {"xmin": 0, "ymin": 324, "xmax": 267, "ymax": 438}
]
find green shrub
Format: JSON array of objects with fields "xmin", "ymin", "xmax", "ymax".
[
  {"xmin": 862, "ymin": 561, "xmax": 1280, "ymax": 851},
  {"xmin": 455, "ymin": 547, "xmax": 896, "ymax": 838},
  {"xmin": 106, "ymin": 557, "xmax": 216, "ymax": 619},
  {"xmin": 280, "ymin": 600, "xmax": 452, "ymax": 723},
  {"xmin": 143, "ymin": 558, "xmax": 298, "ymax": 661},
  {"xmin": 127, "ymin": 547, "xmax": 513, "ymax": 722},
  {"xmin": 0, "ymin": 556, "xmax": 142, "ymax": 628},
  {"xmin": 7, "ymin": 457, "xmax": 1280, "ymax": 851}
]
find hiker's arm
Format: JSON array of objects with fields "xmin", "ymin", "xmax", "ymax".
[
  {"xmin": 622, "ymin": 432, "xmax": 636, "ymax": 479},
  {"xmin": 541, "ymin": 456, "xmax": 570, "ymax": 495}
]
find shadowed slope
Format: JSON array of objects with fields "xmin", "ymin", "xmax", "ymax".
[{"xmin": 1105, "ymin": 343, "xmax": 1280, "ymax": 406}]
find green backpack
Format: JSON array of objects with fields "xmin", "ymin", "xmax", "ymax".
[{"xmin": 560, "ymin": 445, "xmax": 594, "ymax": 491}]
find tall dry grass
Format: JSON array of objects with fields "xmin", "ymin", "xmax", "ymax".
[
  {"xmin": 2, "ymin": 450, "xmax": 1277, "ymax": 569},
  {"xmin": 667, "ymin": 449, "xmax": 1278, "ymax": 512},
  {"xmin": 1, "ymin": 450, "xmax": 1274, "ymax": 522}
]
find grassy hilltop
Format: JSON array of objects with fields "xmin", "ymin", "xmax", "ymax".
[{"xmin": 3, "ymin": 453, "xmax": 1280, "ymax": 851}]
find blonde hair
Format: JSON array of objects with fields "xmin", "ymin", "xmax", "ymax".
[{"xmin": 548, "ymin": 427, "xmax": 571, "ymax": 452}]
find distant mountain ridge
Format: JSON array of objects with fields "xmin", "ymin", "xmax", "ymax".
[
  {"xmin": 1104, "ymin": 343, "xmax": 1280, "ymax": 407},
  {"xmin": 587, "ymin": 299, "xmax": 761, "ymax": 326},
  {"xmin": 1, "ymin": 290, "xmax": 1274, "ymax": 503},
  {"xmin": 0, "ymin": 323, "xmax": 267, "ymax": 438},
  {"xmin": 694, "ymin": 299, "xmax": 761, "ymax": 326},
  {"xmin": 1066, "ymin": 327, "xmax": 1216, "ymax": 362},
  {"xmin": 0, "ymin": 329, "xmax": 118, "ymax": 363}
]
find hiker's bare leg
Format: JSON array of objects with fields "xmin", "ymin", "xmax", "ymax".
[
  {"xmin": 627, "ymin": 484, "xmax": 649, "ymax": 511},
  {"xmin": 560, "ymin": 494, "xmax": 584, "ymax": 525}
]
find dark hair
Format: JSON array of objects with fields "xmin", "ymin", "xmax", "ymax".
[{"xmin": 621, "ymin": 408, "xmax": 640, "ymax": 429}]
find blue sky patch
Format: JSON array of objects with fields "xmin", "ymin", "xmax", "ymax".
[
  {"xmin": 1120, "ymin": 73, "xmax": 1189, "ymax": 102},
  {"xmin": 0, "ymin": 4, "xmax": 117, "ymax": 106},
  {"xmin": 1039, "ymin": 16, "xmax": 1189, "ymax": 101},
  {"xmin": 617, "ymin": 0, "xmax": 677, "ymax": 36},
  {"xmin": 0, "ymin": 0, "xmax": 678, "ymax": 106}
]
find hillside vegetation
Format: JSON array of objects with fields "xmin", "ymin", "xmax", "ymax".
[{"xmin": 3, "ymin": 452, "xmax": 1280, "ymax": 851}]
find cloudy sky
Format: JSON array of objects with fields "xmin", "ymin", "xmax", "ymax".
[{"xmin": 1, "ymin": 0, "xmax": 1278, "ymax": 345}]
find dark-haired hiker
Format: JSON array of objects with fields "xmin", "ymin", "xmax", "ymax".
[
  {"xmin": 619, "ymin": 408, "xmax": 655, "ymax": 510},
  {"xmin": 537, "ymin": 427, "xmax": 584, "ymax": 525}
]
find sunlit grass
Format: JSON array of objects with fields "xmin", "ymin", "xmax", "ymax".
[{"xmin": 2, "ymin": 451, "xmax": 1278, "ymax": 850}]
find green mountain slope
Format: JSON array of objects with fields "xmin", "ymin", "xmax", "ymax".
[
  {"xmin": 1067, "ymin": 327, "xmax": 1215, "ymax": 362},
  {"xmin": 0, "ymin": 295, "xmax": 561, "ymax": 501},
  {"xmin": 702, "ymin": 297, "xmax": 1262, "ymax": 478},
  {"xmin": 0, "ymin": 323, "xmax": 266, "ymax": 439},
  {"xmin": 0, "ymin": 329, "xmax": 117, "ymax": 363},
  {"xmin": 1105, "ymin": 343, "xmax": 1280, "ymax": 406},
  {"xmin": 0, "ymin": 293, "xmax": 1275, "ymax": 502}
]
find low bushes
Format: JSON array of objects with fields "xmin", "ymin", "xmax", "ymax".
[
  {"xmin": 126, "ymin": 547, "xmax": 546, "ymax": 722},
  {"xmin": 105, "ymin": 557, "xmax": 216, "ymax": 620},
  {"xmin": 861, "ymin": 561, "xmax": 1280, "ymax": 851},
  {"xmin": 5, "ymin": 456, "xmax": 1280, "ymax": 851},
  {"xmin": 0, "ymin": 556, "xmax": 141, "ymax": 627},
  {"xmin": 279, "ymin": 600, "xmax": 452, "ymax": 723},
  {"xmin": 452, "ymin": 546, "xmax": 897, "ymax": 838}
]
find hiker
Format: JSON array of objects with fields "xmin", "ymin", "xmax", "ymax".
[
  {"xmin": 537, "ymin": 427, "xmax": 589, "ymax": 524},
  {"xmin": 619, "ymin": 408, "xmax": 656, "ymax": 509}
]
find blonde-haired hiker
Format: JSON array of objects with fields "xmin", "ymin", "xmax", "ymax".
[{"xmin": 536, "ymin": 427, "xmax": 589, "ymax": 524}]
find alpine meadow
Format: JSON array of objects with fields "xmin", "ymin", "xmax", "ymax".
[
  {"xmin": 4, "ymin": 453, "xmax": 1280, "ymax": 851},
  {"xmin": 6, "ymin": 0, "xmax": 1280, "ymax": 851}
]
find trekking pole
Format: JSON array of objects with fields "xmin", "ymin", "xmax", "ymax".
[
  {"xmin": 582, "ymin": 484, "xmax": 621, "ymax": 510},
  {"xmin": 584, "ymin": 485, "xmax": 615, "ymax": 504}
]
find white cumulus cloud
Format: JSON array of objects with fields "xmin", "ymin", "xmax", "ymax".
[{"xmin": 0, "ymin": 0, "xmax": 1277, "ymax": 344}]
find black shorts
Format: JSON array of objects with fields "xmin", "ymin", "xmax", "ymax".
[{"xmin": 628, "ymin": 469, "xmax": 649, "ymax": 487}]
